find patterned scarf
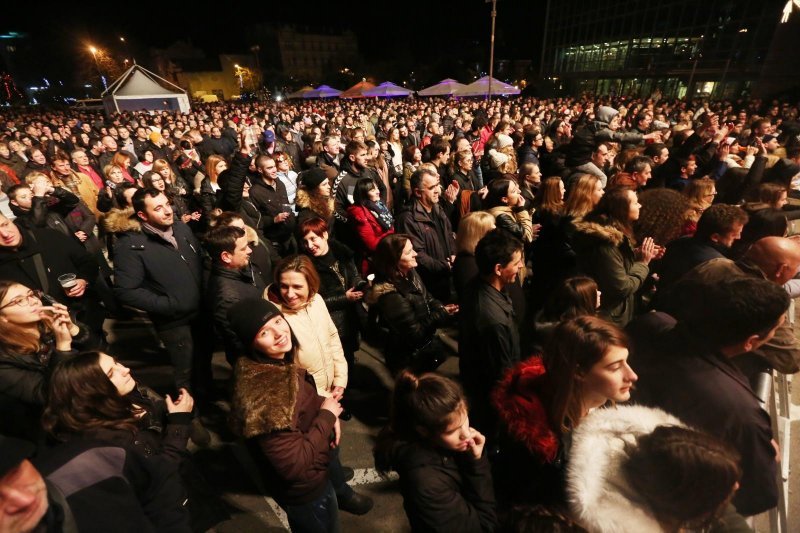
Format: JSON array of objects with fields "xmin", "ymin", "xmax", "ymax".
[{"xmin": 365, "ymin": 199, "xmax": 393, "ymax": 231}]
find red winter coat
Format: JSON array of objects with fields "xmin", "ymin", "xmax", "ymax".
[{"xmin": 347, "ymin": 204, "xmax": 394, "ymax": 276}]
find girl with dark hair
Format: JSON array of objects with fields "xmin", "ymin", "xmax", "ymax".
[
  {"xmin": 295, "ymin": 168, "xmax": 335, "ymax": 229},
  {"xmin": 42, "ymin": 351, "xmax": 193, "ymax": 461},
  {"xmin": 228, "ymin": 298, "xmax": 372, "ymax": 529},
  {"xmin": 347, "ymin": 178, "xmax": 395, "ymax": 275},
  {"xmin": 568, "ymin": 412, "xmax": 743, "ymax": 532},
  {"xmin": 365, "ymin": 234, "xmax": 457, "ymax": 373},
  {"xmin": 0, "ymin": 281, "xmax": 87, "ymax": 441},
  {"xmin": 492, "ymin": 316, "xmax": 637, "ymax": 509},
  {"xmin": 571, "ymin": 188, "xmax": 659, "ymax": 326},
  {"xmin": 482, "ymin": 178, "xmax": 535, "ymax": 244},
  {"xmin": 374, "ymin": 370, "xmax": 497, "ymax": 532},
  {"xmin": 533, "ymin": 276, "xmax": 600, "ymax": 350}
]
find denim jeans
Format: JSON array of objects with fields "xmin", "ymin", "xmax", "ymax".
[
  {"xmin": 328, "ymin": 447, "xmax": 354, "ymax": 501},
  {"xmin": 282, "ymin": 481, "xmax": 340, "ymax": 533}
]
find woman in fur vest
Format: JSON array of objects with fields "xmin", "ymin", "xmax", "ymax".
[
  {"xmin": 491, "ymin": 316, "xmax": 637, "ymax": 511},
  {"xmin": 296, "ymin": 167, "xmax": 336, "ymax": 230},
  {"xmin": 570, "ymin": 187, "xmax": 660, "ymax": 326},
  {"xmin": 567, "ymin": 407, "xmax": 745, "ymax": 533},
  {"xmin": 228, "ymin": 298, "xmax": 373, "ymax": 531}
]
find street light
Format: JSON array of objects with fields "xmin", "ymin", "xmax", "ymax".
[
  {"xmin": 88, "ymin": 45, "xmax": 106, "ymax": 91},
  {"xmin": 234, "ymin": 64, "xmax": 243, "ymax": 89}
]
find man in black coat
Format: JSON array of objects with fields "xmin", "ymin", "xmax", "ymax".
[
  {"xmin": 204, "ymin": 225, "xmax": 265, "ymax": 365},
  {"xmin": 249, "ymin": 154, "xmax": 296, "ymax": 255},
  {"xmin": 459, "ymin": 230, "xmax": 523, "ymax": 437},
  {"xmin": 629, "ymin": 277, "xmax": 788, "ymax": 517},
  {"xmin": 113, "ymin": 188, "xmax": 210, "ymax": 396},
  {"xmin": 656, "ymin": 203, "xmax": 748, "ymax": 290}
]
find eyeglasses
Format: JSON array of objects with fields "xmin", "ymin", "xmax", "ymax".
[{"xmin": 0, "ymin": 289, "xmax": 43, "ymax": 311}]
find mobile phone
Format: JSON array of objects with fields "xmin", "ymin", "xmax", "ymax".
[{"xmin": 355, "ymin": 280, "xmax": 369, "ymax": 292}]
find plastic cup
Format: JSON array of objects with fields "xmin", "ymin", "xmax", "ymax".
[{"xmin": 58, "ymin": 273, "xmax": 77, "ymax": 291}]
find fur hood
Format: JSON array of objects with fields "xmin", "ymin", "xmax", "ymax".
[
  {"xmin": 295, "ymin": 188, "xmax": 334, "ymax": 219},
  {"xmin": 492, "ymin": 356, "xmax": 560, "ymax": 462},
  {"xmin": 567, "ymin": 405, "xmax": 684, "ymax": 533},
  {"xmin": 102, "ymin": 207, "xmax": 140, "ymax": 234},
  {"xmin": 364, "ymin": 280, "xmax": 397, "ymax": 305},
  {"xmin": 230, "ymin": 357, "xmax": 298, "ymax": 438},
  {"xmin": 571, "ymin": 217, "xmax": 627, "ymax": 247}
]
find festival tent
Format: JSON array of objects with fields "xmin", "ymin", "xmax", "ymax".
[
  {"xmin": 453, "ymin": 76, "xmax": 521, "ymax": 97},
  {"xmin": 286, "ymin": 86, "xmax": 315, "ymax": 99},
  {"xmin": 339, "ymin": 80, "xmax": 376, "ymax": 99},
  {"xmin": 417, "ymin": 78, "xmax": 467, "ymax": 96},
  {"xmin": 102, "ymin": 64, "xmax": 191, "ymax": 114},
  {"xmin": 362, "ymin": 82, "xmax": 414, "ymax": 98},
  {"xmin": 303, "ymin": 85, "xmax": 342, "ymax": 99}
]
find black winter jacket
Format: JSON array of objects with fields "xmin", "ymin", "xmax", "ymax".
[
  {"xmin": 113, "ymin": 220, "xmax": 203, "ymax": 330},
  {"xmin": 306, "ymin": 240, "xmax": 363, "ymax": 352},
  {"xmin": 385, "ymin": 440, "xmax": 497, "ymax": 533},
  {"xmin": 206, "ymin": 264, "xmax": 266, "ymax": 358}
]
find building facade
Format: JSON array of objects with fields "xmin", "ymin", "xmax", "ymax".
[{"xmin": 541, "ymin": 0, "xmax": 797, "ymax": 98}]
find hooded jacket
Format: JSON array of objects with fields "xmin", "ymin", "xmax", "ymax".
[
  {"xmin": 112, "ymin": 218, "xmax": 203, "ymax": 330},
  {"xmin": 230, "ymin": 357, "xmax": 335, "ymax": 505},
  {"xmin": 571, "ymin": 218, "xmax": 649, "ymax": 326},
  {"xmin": 566, "ymin": 405, "xmax": 683, "ymax": 533},
  {"xmin": 566, "ymin": 107, "xmax": 644, "ymax": 168}
]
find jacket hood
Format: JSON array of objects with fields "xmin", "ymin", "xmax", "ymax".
[
  {"xmin": 103, "ymin": 207, "xmax": 140, "ymax": 233},
  {"xmin": 567, "ymin": 405, "xmax": 684, "ymax": 533},
  {"xmin": 492, "ymin": 356, "xmax": 560, "ymax": 462},
  {"xmin": 595, "ymin": 106, "xmax": 619, "ymax": 125},
  {"xmin": 572, "ymin": 217, "xmax": 626, "ymax": 247},
  {"xmin": 295, "ymin": 188, "xmax": 334, "ymax": 215},
  {"xmin": 365, "ymin": 280, "xmax": 397, "ymax": 305},
  {"xmin": 230, "ymin": 357, "xmax": 298, "ymax": 437}
]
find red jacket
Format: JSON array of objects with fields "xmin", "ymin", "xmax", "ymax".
[{"xmin": 347, "ymin": 205, "xmax": 394, "ymax": 275}]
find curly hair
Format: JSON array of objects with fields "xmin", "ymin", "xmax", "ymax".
[{"xmin": 636, "ymin": 188, "xmax": 691, "ymax": 246}]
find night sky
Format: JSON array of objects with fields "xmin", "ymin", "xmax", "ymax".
[{"xmin": 2, "ymin": 0, "xmax": 544, "ymax": 88}]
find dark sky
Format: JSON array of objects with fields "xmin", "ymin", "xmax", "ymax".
[{"xmin": 3, "ymin": 0, "xmax": 544, "ymax": 87}]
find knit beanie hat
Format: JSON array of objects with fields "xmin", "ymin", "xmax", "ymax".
[
  {"xmin": 228, "ymin": 298, "xmax": 283, "ymax": 350},
  {"xmin": 299, "ymin": 168, "xmax": 328, "ymax": 190},
  {"xmin": 495, "ymin": 133, "xmax": 514, "ymax": 150}
]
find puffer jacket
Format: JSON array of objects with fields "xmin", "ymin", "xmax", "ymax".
[
  {"xmin": 112, "ymin": 218, "xmax": 203, "ymax": 330},
  {"xmin": 486, "ymin": 205, "xmax": 534, "ymax": 243},
  {"xmin": 571, "ymin": 218, "xmax": 649, "ymax": 326},
  {"xmin": 267, "ymin": 289, "xmax": 348, "ymax": 395},
  {"xmin": 306, "ymin": 240, "xmax": 363, "ymax": 352},
  {"xmin": 566, "ymin": 107, "xmax": 644, "ymax": 168},
  {"xmin": 206, "ymin": 264, "xmax": 266, "ymax": 360}
]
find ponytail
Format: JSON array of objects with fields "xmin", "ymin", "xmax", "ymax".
[{"xmin": 374, "ymin": 369, "xmax": 466, "ymax": 474}]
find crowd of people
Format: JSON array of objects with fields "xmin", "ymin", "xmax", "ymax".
[{"xmin": 1, "ymin": 91, "xmax": 800, "ymax": 532}]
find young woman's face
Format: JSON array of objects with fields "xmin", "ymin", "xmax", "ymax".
[
  {"xmin": 0, "ymin": 284, "xmax": 44, "ymax": 325},
  {"xmin": 150, "ymin": 175, "xmax": 166, "ymax": 192},
  {"xmin": 252, "ymin": 315, "xmax": 292, "ymax": 358},
  {"xmin": 215, "ymin": 160, "xmax": 228, "ymax": 175},
  {"xmin": 98, "ymin": 352, "xmax": 135, "ymax": 396},
  {"xmin": 108, "ymin": 167, "xmax": 124, "ymax": 184},
  {"xmin": 627, "ymin": 190, "xmax": 641, "ymax": 222},
  {"xmin": 504, "ymin": 182, "xmax": 522, "ymax": 207},
  {"xmin": 144, "ymin": 151, "xmax": 154, "ymax": 163},
  {"xmin": 279, "ymin": 271, "xmax": 311, "ymax": 309},
  {"xmin": 317, "ymin": 179, "xmax": 331, "ymax": 197},
  {"xmin": 581, "ymin": 345, "xmax": 638, "ymax": 405},
  {"xmin": 592, "ymin": 180, "xmax": 604, "ymax": 206},
  {"xmin": 367, "ymin": 185, "xmax": 381, "ymax": 203},
  {"xmin": 302, "ymin": 231, "xmax": 330, "ymax": 257},
  {"xmin": 432, "ymin": 403, "xmax": 472, "ymax": 452}
]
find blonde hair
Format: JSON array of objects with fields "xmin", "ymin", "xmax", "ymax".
[
  {"xmin": 24, "ymin": 171, "xmax": 52, "ymax": 187},
  {"xmin": 455, "ymin": 212, "xmax": 496, "ymax": 254},
  {"xmin": 565, "ymin": 174, "xmax": 600, "ymax": 218}
]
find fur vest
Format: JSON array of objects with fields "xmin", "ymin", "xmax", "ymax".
[
  {"xmin": 102, "ymin": 207, "xmax": 138, "ymax": 234},
  {"xmin": 230, "ymin": 357, "xmax": 298, "ymax": 438},
  {"xmin": 295, "ymin": 188, "xmax": 334, "ymax": 221},
  {"xmin": 567, "ymin": 405, "xmax": 684, "ymax": 533},
  {"xmin": 492, "ymin": 356, "xmax": 559, "ymax": 462}
]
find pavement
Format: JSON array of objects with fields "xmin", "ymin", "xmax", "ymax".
[
  {"xmin": 108, "ymin": 308, "xmax": 800, "ymax": 533},
  {"xmin": 106, "ymin": 316, "xmax": 462, "ymax": 532}
]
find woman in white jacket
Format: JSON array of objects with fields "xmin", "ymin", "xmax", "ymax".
[
  {"xmin": 267, "ymin": 255, "xmax": 348, "ymax": 400},
  {"xmin": 567, "ymin": 405, "xmax": 744, "ymax": 533}
]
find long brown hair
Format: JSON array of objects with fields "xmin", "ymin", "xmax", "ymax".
[
  {"xmin": 584, "ymin": 186, "xmax": 636, "ymax": 240},
  {"xmin": 564, "ymin": 174, "xmax": 600, "ymax": 218},
  {"xmin": 372, "ymin": 233, "xmax": 412, "ymax": 284},
  {"xmin": 42, "ymin": 351, "xmax": 142, "ymax": 438},
  {"xmin": 532, "ymin": 177, "xmax": 564, "ymax": 215},
  {"xmin": 0, "ymin": 281, "xmax": 47, "ymax": 354},
  {"xmin": 541, "ymin": 316, "xmax": 628, "ymax": 433}
]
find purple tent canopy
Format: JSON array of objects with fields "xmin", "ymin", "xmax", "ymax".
[
  {"xmin": 362, "ymin": 82, "xmax": 414, "ymax": 98},
  {"xmin": 302, "ymin": 85, "xmax": 342, "ymax": 99}
]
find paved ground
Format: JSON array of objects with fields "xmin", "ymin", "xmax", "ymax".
[{"xmin": 107, "ymin": 311, "xmax": 800, "ymax": 533}]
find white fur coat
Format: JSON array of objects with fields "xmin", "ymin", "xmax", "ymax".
[{"xmin": 566, "ymin": 405, "xmax": 684, "ymax": 533}]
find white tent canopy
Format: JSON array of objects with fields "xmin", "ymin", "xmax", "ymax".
[
  {"xmin": 453, "ymin": 76, "xmax": 520, "ymax": 97},
  {"xmin": 102, "ymin": 64, "xmax": 190, "ymax": 114},
  {"xmin": 417, "ymin": 78, "xmax": 467, "ymax": 96},
  {"xmin": 362, "ymin": 82, "xmax": 414, "ymax": 98}
]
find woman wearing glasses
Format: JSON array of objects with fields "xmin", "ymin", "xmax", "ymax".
[{"xmin": 0, "ymin": 280, "xmax": 87, "ymax": 442}]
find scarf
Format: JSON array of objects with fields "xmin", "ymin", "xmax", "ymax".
[{"xmin": 365, "ymin": 199, "xmax": 393, "ymax": 231}]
